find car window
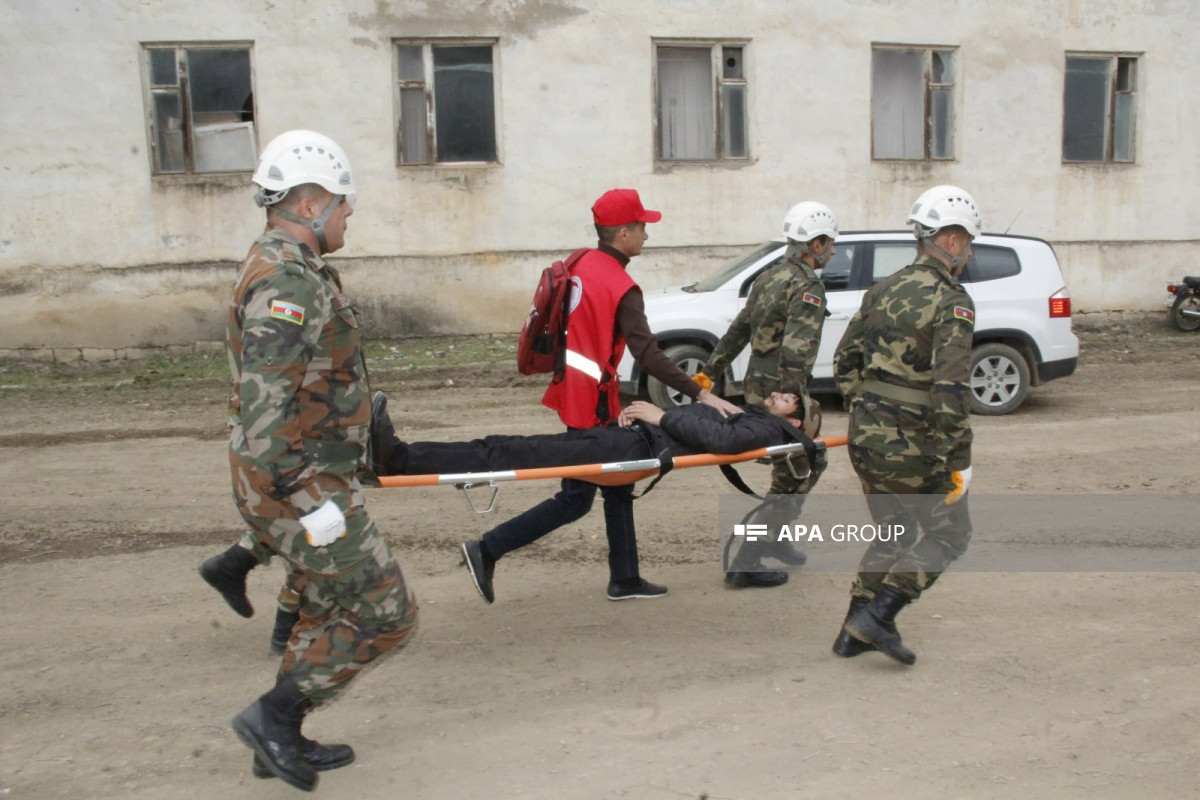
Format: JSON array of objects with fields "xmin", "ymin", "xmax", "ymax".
[
  {"xmin": 690, "ymin": 241, "xmax": 781, "ymax": 292},
  {"xmin": 821, "ymin": 245, "xmax": 854, "ymax": 291},
  {"xmin": 962, "ymin": 245, "xmax": 1020, "ymax": 283},
  {"xmin": 871, "ymin": 243, "xmax": 917, "ymax": 283},
  {"xmin": 738, "ymin": 253, "xmax": 787, "ymax": 297}
]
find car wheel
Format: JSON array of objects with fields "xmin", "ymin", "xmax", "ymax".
[
  {"xmin": 647, "ymin": 343, "xmax": 711, "ymax": 409},
  {"xmin": 968, "ymin": 343, "xmax": 1030, "ymax": 415}
]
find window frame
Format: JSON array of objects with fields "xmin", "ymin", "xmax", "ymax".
[
  {"xmin": 1062, "ymin": 52, "xmax": 1139, "ymax": 164},
  {"xmin": 139, "ymin": 41, "xmax": 257, "ymax": 178},
  {"xmin": 870, "ymin": 44, "xmax": 959, "ymax": 162},
  {"xmin": 392, "ymin": 38, "xmax": 501, "ymax": 168},
  {"xmin": 653, "ymin": 38, "xmax": 751, "ymax": 165}
]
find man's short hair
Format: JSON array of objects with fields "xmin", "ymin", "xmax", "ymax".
[
  {"xmin": 929, "ymin": 224, "xmax": 971, "ymax": 241},
  {"xmin": 595, "ymin": 223, "xmax": 633, "ymax": 246},
  {"xmin": 274, "ymin": 182, "xmax": 332, "ymax": 212}
]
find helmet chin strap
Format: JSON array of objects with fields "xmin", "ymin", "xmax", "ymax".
[
  {"xmin": 267, "ymin": 195, "xmax": 344, "ymax": 253},
  {"xmin": 918, "ymin": 232, "xmax": 969, "ymax": 273},
  {"xmin": 787, "ymin": 239, "xmax": 832, "ymax": 269}
]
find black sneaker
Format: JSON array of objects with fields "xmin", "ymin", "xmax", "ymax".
[
  {"xmin": 606, "ymin": 579, "xmax": 668, "ymax": 601},
  {"xmin": 462, "ymin": 540, "xmax": 495, "ymax": 604},
  {"xmin": 725, "ymin": 571, "xmax": 789, "ymax": 589}
]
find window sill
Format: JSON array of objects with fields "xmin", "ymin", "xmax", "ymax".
[
  {"xmin": 653, "ymin": 158, "xmax": 753, "ymax": 174},
  {"xmin": 151, "ymin": 172, "xmax": 253, "ymax": 189},
  {"xmin": 396, "ymin": 162, "xmax": 500, "ymax": 170}
]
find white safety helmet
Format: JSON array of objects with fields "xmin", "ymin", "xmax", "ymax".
[
  {"xmin": 907, "ymin": 185, "xmax": 981, "ymax": 239},
  {"xmin": 781, "ymin": 201, "xmax": 839, "ymax": 243},
  {"xmin": 252, "ymin": 129, "xmax": 356, "ymax": 210}
]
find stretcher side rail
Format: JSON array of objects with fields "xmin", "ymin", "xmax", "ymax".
[{"xmin": 376, "ymin": 435, "xmax": 848, "ymax": 514}]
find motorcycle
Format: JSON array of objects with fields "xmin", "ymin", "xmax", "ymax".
[{"xmin": 1167, "ymin": 277, "xmax": 1200, "ymax": 332}]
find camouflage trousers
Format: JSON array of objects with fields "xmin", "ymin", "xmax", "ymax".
[
  {"xmin": 726, "ymin": 383, "xmax": 829, "ymax": 571},
  {"xmin": 238, "ymin": 507, "xmax": 418, "ymax": 707},
  {"xmin": 847, "ymin": 444, "xmax": 972, "ymax": 601},
  {"xmin": 726, "ymin": 448, "xmax": 828, "ymax": 572}
]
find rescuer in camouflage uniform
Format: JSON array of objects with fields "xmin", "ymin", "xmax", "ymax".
[
  {"xmin": 199, "ymin": 130, "xmax": 417, "ymax": 791},
  {"xmin": 831, "ymin": 185, "xmax": 980, "ymax": 666},
  {"xmin": 697, "ymin": 201, "xmax": 838, "ymax": 589}
]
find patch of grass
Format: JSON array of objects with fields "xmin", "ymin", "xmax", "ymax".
[
  {"xmin": 365, "ymin": 334, "xmax": 518, "ymax": 370},
  {"xmin": 0, "ymin": 334, "xmax": 521, "ymax": 395}
]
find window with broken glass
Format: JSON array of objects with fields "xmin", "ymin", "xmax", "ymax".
[
  {"xmin": 394, "ymin": 40, "xmax": 499, "ymax": 166},
  {"xmin": 871, "ymin": 46, "xmax": 957, "ymax": 161},
  {"xmin": 142, "ymin": 44, "xmax": 257, "ymax": 175},
  {"xmin": 1063, "ymin": 54, "xmax": 1137, "ymax": 163},
  {"xmin": 654, "ymin": 41, "xmax": 749, "ymax": 162}
]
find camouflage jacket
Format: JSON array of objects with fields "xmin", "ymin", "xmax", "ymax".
[
  {"xmin": 226, "ymin": 227, "xmax": 370, "ymax": 519},
  {"xmin": 705, "ymin": 255, "xmax": 826, "ymax": 403},
  {"xmin": 834, "ymin": 254, "xmax": 974, "ymax": 470}
]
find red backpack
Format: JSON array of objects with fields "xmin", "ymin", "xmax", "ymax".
[{"xmin": 516, "ymin": 248, "xmax": 589, "ymax": 380}]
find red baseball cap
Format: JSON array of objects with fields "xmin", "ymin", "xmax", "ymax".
[{"xmin": 591, "ymin": 189, "xmax": 662, "ymax": 226}]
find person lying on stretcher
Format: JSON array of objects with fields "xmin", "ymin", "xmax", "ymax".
[{"xmin": 368, "ymin": 391, "xmax": 820, "ymax": 477}]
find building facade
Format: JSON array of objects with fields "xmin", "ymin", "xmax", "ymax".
[{"xmin": 1, "ymin": 0, "xmax": 1196, "ymax": 355}]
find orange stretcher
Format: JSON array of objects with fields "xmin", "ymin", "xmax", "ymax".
[{"xmin": 377, "ymin": 436, "xmax": 848, "ymax": 513}]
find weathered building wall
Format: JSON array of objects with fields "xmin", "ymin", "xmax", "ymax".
[{"xmin": 0, "ymin": 0, "xmax": 1196, "ymax": 355}]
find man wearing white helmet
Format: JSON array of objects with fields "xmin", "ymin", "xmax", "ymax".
[
  {"xmin": 831, "ymin": 185, "xmax": 979, "ymax": 666},
  {"xmin": 697, "ymin": 201, "xmax": 838, "ymax": 589},
  {"xmin": 199, "ymin": 130, "xmax": 418, "ymax": 790}
]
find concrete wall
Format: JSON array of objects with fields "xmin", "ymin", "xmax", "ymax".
[{"xmin": 1, "ymin": 0, "xmax": 1197, "ymax": 355}]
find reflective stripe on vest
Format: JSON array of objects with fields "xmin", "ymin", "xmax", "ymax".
[{"xmin": 565, "ymin": 349, "xmax": 603, "ymax": 381}]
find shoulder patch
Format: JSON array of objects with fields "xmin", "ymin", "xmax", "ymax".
[
  {"xmin": 954, "ymin": 306, "xmax": 974, "ymax": 325},
  {"xmin": 270, "ymin": 300, "xmax": 306, "ymax": 326},
  {"xmin": 803, "ymin": 292, "xmax": 823, "ymax": 307}
]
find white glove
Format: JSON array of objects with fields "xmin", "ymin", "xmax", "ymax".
[
  {"xmin": 300, "ymin": 499, "xmax": 347, "ymax": 546},
  {"xmin": 945, "ymin": 466, "xmax": 973, "ymax": 505}
]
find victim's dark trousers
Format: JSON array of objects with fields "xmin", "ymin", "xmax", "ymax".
[{"xmin": 405, "ymin": 426, "xmax": 649, "ymax": 475}]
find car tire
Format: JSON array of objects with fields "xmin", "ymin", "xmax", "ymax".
[
  {"xmin": 968, "ymin": 343, "xmax": 1030, "ymax": 416},
  {"xmin": 647, "ymin": 343, "xmax": 712, "ymax": 409}
]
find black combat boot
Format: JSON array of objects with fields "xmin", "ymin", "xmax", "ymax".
[
  {"xmin": 199, "ymin": 545, "xmax": 258, "ymax": 618},
  {"xmin": 269, "ymin": 608, "xmax": 300, "ymax": 656},
  {"xmin": 769, "ymin": 540, "xmax": 808, "ymax": 566},
  {"xmin": 369, "ymin": 392, "xmax": 408, "ymax": 476},
  {"xmin": 725, "ymin": 536, "xmax": 788, "ymax": 589},
  {"xmin": 832, "ymin": 596, "xmax": 877, "ymax": 658},
  {"xmin": 843, "ymin": 585, "xmax": 916, "ymax": 666},
  {"xmin": 231, "ymin": 678, "xmax": 318, "ymax": 791},
  {"xmin": 725, "ymin": 570, "xmax": 789, "ymax": 588},
  {"xmin": 252, "ymin": 737, "xmax": 355, "ymax": 779}
]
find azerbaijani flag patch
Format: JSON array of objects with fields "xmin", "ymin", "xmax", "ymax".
[
  {"xmin": 954, "ymin": 306, "xmax": 975, "ymax": 324},
  {"xmin": 803, "ymin": 292, "xmax": 822, "ymax": 306},
  {"xmin": 270, "ymin": 300, "xmax": 305, "ymax": 326}
]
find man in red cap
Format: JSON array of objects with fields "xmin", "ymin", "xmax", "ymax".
[{"xmin": 457, "ymin": 188, "xmax": 741, "ymax": 603}]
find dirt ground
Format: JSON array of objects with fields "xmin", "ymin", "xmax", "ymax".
[{"xmin": 1, "ymin": 312, "xmax": 1198, "ymax": 799}]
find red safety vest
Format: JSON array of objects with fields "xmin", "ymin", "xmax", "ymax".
[{"xmin": 542, "ymin": 249, "xmax": 636, "ymax": 428}]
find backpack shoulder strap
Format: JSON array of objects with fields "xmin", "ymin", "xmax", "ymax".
[{"xmin": 563, "ymin": 248, "xmax": 590, "ymax": 270}]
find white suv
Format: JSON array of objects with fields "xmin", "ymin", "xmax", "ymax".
[{"xmin": 619, "ymin": 232, "xmax": 1079, "ymax": 415}]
